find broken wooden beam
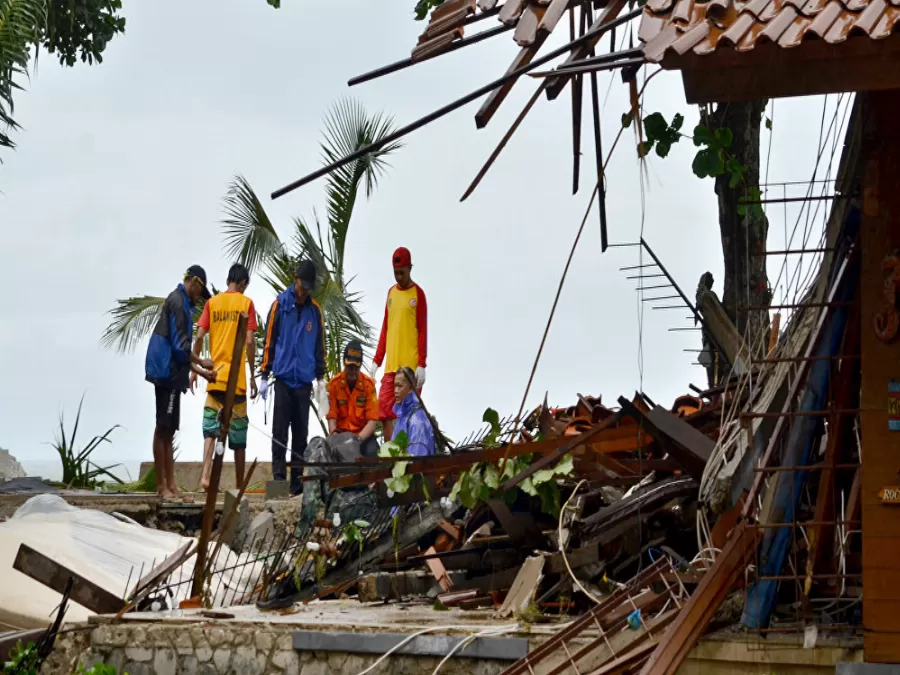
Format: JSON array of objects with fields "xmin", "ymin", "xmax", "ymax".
[{"xmin": 13, "ymin": 544, "xmax": 124, "ymax": 615}]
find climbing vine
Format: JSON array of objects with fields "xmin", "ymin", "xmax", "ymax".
[{"xmin": 626, "ymin": 109, "xmax": 766, "ymax": 220}]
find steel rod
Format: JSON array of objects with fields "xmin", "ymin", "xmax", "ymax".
[
  {"xmin": 741, "ymin": 408, "xmax": 860, "ymax": 419},
  {"xmin": 348, "ymin": 23, "xmax": 512, "ymax": 86},
  {"xmin": 641, "ymin": 295, "xmax": 680, "ymax": 302},
  {"xmin": 627, "ymin": 273, "xmax": 666, "ymax": 280},
  {"xmin": 529, "ymin": 56, "xmax": 645, "ymax": 78},
  {"xmin": 273, "ymin": 6, "xmax": 643, "ymax": 199},
  {"xmin": 754, "ymin": 464, "xmax": 859, "ymax": 473},
  {"xmin": 635, "ymin": 284, "xmax": 674, "ymax": 291},
  {"xmin": 744, "ymin": 195, "xmax": 849, "ymax": 205},
  {"xmin": 620, "ymin": 263, "xmax": 658, "ymax": 271},
  {"xmin": 756, "ymin": 248, "xmax": 836, "ymax": 256}
]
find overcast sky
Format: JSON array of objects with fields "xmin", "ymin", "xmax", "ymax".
[{"xmin": 0, "ymin": 0, "xmax": 847, "ymax": 477}]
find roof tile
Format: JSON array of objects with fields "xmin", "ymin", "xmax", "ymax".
[
  {"xmin": 718, "ymin": 11, "xmax": 759, "ymax": 44},
  {"xmin": 807, "ymin": 1, "xmax": 844, "ymax": 37},
  {"xmin": 641, "ymin": 0, "xmax": 899, "ymax": 61},
  {"xmin": 871, "ymin": 6, "xmax": 900, "ymax": 36},
  {"xmin": 852, "ymin": 0, "xmax": 888, "ymax": 34}
]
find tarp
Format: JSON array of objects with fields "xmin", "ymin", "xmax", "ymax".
[{"xmin": 0, "ymin": 495, "xmax": 264, "ymax": 629}]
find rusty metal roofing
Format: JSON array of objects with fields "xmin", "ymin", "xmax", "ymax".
[{"xmin": 639, "ymin": 0, "xmax": 900, "ymax": 63}]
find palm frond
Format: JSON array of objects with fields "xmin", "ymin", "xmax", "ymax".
[
  {"xmin": 221, "ymin": 175, "xmax": 284, "ymax": 273},
  {"xmin": 320, "ymin": 98, "xmax": 402, "ymax": 268},
  {"xmin": 100, "ymin": 295, "xmax": 164, "ymax": 354},
  {"xmin": 0, "ymin": 0, "xmax": 48, "ymax": 157}
]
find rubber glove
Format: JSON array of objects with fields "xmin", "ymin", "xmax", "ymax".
[
  {"xmin": 368, "ymin": 361, "xmax": 380, "ymax": 379},
  {"xmin": 314, "ymin": 379, "xmax": 329, "ymax": 418},
  {"xmin": 416, "ymin": 366, "xmax": 426, "ymax": 389},
  {"xmin": 259, "ymin": 378, "xmax": 269, "ymax": 401}
]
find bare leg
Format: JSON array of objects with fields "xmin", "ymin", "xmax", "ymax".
[
  {"xmin": 234, "ymin": 448, "xmax": 246, "ymax": 489},
  {"xmin": 153, "ymin": 428, "xmax": 170, "ymax": 498},
  {"xmin": 383, "ymin": 419, "xmax": 394, "ymax": 442},
  {"xmin": 200, "ymin": 437, "xmax": 216, "ymax": 490},
  {"xmin": 163, "ymin": 433, "xmax": 180, "ymax": 496}
]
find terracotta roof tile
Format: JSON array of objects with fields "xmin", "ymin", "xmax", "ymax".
[{"xmin": 641, "ymin": 0, "xmax": 900, "ymax": 61}]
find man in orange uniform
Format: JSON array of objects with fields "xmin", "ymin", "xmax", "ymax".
[
  {"xmin": 326, "ymin": 340, "xmax": 379, "ymax": 457},
  {"xmin": 368, "ymin": 247, "xmax": 427, "ymax": 441},
  {"xmin": 191, "ymin": 263, "xmax": 259, "ymax": 491}
]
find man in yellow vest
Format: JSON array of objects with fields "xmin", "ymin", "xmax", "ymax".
[
  {"xmin": 191, "ymin": 263, "xmax": 259, "ymax": 491},
  {"xmin": 369, "ymin": 247, "xmax": 428, "ymax": 441}
]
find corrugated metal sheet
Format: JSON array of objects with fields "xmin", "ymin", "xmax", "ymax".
[{"xmin": 640, "ymin": 0, "xmax": 900, "ymax": 62}]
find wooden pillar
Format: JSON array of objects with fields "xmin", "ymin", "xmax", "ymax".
[{"xmin": 860, "ymin": 89, "xmax": 900, "ymax": 663}]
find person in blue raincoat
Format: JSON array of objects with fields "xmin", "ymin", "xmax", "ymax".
[{"xmin": 392, "ymin": 366, "xmax": 435, "ymax": 457}]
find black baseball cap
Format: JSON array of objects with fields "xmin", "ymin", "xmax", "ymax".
[
  {"xmin": 185, "ymin": 264, "xmax": 212, "ymax": 300},
  {"xmin": 294, "ymin": 260, "xmax": 317, "ymax": 292},
  {"xmin": 344, "ymin": 340, "xmax": 363, "ymax": 367}
]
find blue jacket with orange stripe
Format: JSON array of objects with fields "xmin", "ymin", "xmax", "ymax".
[{"xmin": 260, "ymin": 285, "xmax": 326, "ymax": 389}]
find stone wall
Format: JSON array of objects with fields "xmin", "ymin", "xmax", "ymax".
[{"xmin": 43, "ymin": 622, "xmax": 508, "ymax": 675}]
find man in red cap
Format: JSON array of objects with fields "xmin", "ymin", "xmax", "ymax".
[{"xmin": 368, "ymin": 247, "xmax": 427, "ymax": 441}]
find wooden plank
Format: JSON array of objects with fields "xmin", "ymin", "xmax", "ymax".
[
  {"xmin": 193, "ymin": 312, "xmax": 248, "ymax": 597},
  {"xmin": 13, "ymin": 544, "xmax": 123, "ymax": 615},
  {"xmin": 422, "ymin": 546, "xmax": 453, "ymax": 592},
  {"xmin": 677, "ymin": 34, "xmax": 900, "ymax": 104},
  {"xmin": 497, "ymin": 556, "xmax": 544, "ymax": 617},
  {"xmin": 865, "ymin": 632, "xmax": 900, "ymax": 662},
  {"xmin": 859, "ymin": 88, "xmax": 900, "ymax": 663}
]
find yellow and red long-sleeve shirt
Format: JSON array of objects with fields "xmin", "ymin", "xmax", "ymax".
[{"xmin": 373, "ymin": 283, "xmax": 427, "ymax": 374}]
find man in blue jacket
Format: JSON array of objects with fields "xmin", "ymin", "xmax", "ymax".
[
  {"xmin": 145, "ymin": 265, "xmax": 218, "ymax": 500},
  {"xmin": 260, "ymin": 261, "xmax": 327, "ymax": 496}
]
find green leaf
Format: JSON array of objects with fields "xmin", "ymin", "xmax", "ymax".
[
  {"xmin": 555, "ymin": 454, "xmax": 575, "ymax": 476},
  {"xmin": 714, "ymin": 127, "xmax": 733, "ymax": 149},
  {"xmin": 637, "ymin": 139, "xmax": 655, "ymax": 158},
  {"xmin": 728, "ymin": 172, "xmax": 741, "ymax": 189},
  {"xmin": 393, "ymin": 431, "xmax": 410, "ymax": 452},
  {"xmin": 765, "ymin": 116, "xmax": 772, "ymax": 130},
  {"xmin": 482, "ymin": 408, "xmax": 500, "ymax": 428},
  {"xmin": 692, "ymin": 150, "xmax": 711, "ymax": 178},
  {"xmin": 671, "ymin": 113, "xmax": 684, "ymax": 132},
  {"xmin": 392, "ymin": 461, "xmax": 409, "ymax": 479},
  {"xmin": 532, "ymin": 467, "xmax": 557, "ymax": 485},
  {"xmin": 621, "ymin": 112, "xmax": 633, "ymax": 129},
  {"xmin": 385, "ymin": 473, "xmax": 413, "ymax": 494},
  {"xmin": 520, "ymin": 477, "xmax": 538, "ymax": 497},
  {"xmin": 655, "ymin": 141, "xmax": 672, "ymax": 159},
  {"xmin": 537, "ymin": 482, "xmax": 562, "ymax": 518},
  {"xmin": 353, "ymin": 520, "xmax": 370, "ymax": 528},
  {"xmin": 693, "ymin": 125, "xmax": 713, "ymax": 147},
  {"xmin": 643, "ymin": 112, "xmax": 668, "ymax": 141},
  {"xmin": 378, "ymin": 442, "xmax": 400, "ymax": 457},
  {"xmin": 483, "ymin": 463, "xmax": 500, "ymax": 490}
]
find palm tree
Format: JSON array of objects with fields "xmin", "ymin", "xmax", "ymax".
[
  {"xmin": 0, "ymin": 0, "xmax": 48, "ymax": 154},
  {"xmin": 101, "ymin": 98, "xmax": 402, "ymax": 379}
]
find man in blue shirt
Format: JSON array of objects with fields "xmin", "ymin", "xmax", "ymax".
[
  {"xmin": 392, "ymin": 366, "xmax": 435, "ymax": 457},
  {"xmin": 260, "ymin": 261, "xmax": 327, "ymax": 496},
  {"xmin": 145, "ymin": 265, "xmax": 217, "ymax": 500}
]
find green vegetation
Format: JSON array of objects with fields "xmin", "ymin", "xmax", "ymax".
[
  {"xmin": 50, "ymin": 394, "xmax": 124, "ymax": 489},
  {"xmin": 629, "ymin": 111, "xmax": 765, "ymax": 219}
]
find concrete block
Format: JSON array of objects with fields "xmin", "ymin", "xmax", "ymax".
[
  {"xmin": 245, "ymin": 511, "xmax": 275, "ymax": 550},
  {"xmin": 223, "ymin": 489, "xmax": 249, "ymax": 550},
  {"xmin": 267, "ymin": 479, "xmax": 290, "ymax": 500}
]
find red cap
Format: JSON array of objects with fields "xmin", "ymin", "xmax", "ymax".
[{"xmin": 392, "ymin": 247, "xmax": 412, "ymax": 268}]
